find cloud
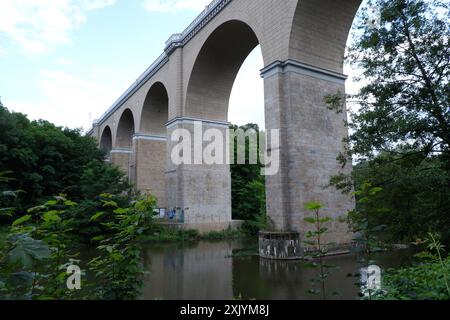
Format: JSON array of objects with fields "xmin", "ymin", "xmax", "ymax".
[
  {"xmin": 0, "ymin": 0, "xmax": 116, "ymax": 55},
  {"xmin": 80, "ymin": 0, "xmax": 116, "ymax": 10},
  {"xmin": 143, "ymin": 0, "xmax": 211, "ymax": 13},
  {"xmin": 56, "ymin": 58, "xmax": 73, "ymax": 66},
  {"xmin": 7, "ymin": 68, "xmax": 120, "ymax": 131}
]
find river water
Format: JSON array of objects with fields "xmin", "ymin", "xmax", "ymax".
[{"xmin": 140, "ymin": 239, "xmax": 413, "ymax": 300}]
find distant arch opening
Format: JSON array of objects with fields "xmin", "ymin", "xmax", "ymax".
[
  {"xmin": 100, "ymin": 126, "xmax": 113, "ymax": 156},
  {"xmin": 116, "ymin": 109, "xmax": 135, "ymax": 148},
  {"xmin": 140, "ymin": 82, "xmax": 169, "ymax": 136}
]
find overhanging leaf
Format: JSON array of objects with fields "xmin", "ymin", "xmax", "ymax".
[
  {"xmin": 12, "ymin": 215, "xmax": 32, "ymax": 227},
  {"xmin": 8, "ymin": 235, "xmax": 51, "ymax": 269}
]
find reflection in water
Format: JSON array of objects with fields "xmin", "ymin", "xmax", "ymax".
[
  {"xmin": 142, "ymin": 242, "xmax": 237, "ymax": 300},
  {"xmin": 141, "ymin": 240, "xmax": 412, "ymax": 300}
]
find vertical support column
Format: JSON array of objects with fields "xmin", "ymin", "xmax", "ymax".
[
  {"xmin": 110, "ymin": 148, "xmax": 134, "ymax": 180},
  {"xmin": 261, "ymin": 60, "xmax": 354, "ymax": 256},
  {"xmin": 166, "ymin": 118, "xmax": 232, "ymax": 233},
  {"xmin": 133, "ymin": 134, "xmax": 167, "ymax": 208},
  {"xmin": 91, "ymin": 122, "xmax": 100, "ymax": 142}
]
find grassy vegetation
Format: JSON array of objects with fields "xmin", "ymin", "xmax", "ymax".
[
  {"xmin": 375, "ymin": 256, "xmax": 450, "ymax": 300},
  {"xmin": 141, "ymin": 224, "xmax": 249, "ymax": 244}
]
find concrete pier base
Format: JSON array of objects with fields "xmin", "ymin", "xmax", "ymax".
[{"xmin": 259, "ymin": 231, "xmax": 303, "ymax": 260}]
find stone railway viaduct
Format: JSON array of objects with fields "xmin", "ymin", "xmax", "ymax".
[{"xmin": 89, "ymin": 0, "xmax": 362, "ymax": 250}]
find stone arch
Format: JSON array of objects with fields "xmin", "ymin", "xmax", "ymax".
[
  {"xmin": 185, "ymin": 20, "xmax": 261, "ymax": 121},
  {"xmin": 140, "ymin": 82, "xmax": 169, "ymax": 136},
  {"xmin": 90, "ymin": 1, "xmax": 366, "ymax": 248},
  {"xmin": 288, "ymin": 0, "xmax": 362, "ymax": 73},
  {"xmin": 100, "ymin": 126, "xmax": 113, "ymax": 155},
  {"xmin": 116, "ymin": 109, "xmax": 135, "ymax": 148}
]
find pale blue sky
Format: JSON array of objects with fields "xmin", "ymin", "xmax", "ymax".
[{"xmin": 0, "ymin": 0, "xmax": 363, "ymax": 131}]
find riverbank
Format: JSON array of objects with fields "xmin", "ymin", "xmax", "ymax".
[{"xmin": 140, "ymin": 224, "xmax": 252, "ymax": 244}]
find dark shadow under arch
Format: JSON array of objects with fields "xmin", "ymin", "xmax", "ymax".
[
  {"xmin": 116, "ymin": 109, "xmax": 135, "ymax": 148},
  {"xmin": 140, "ymin": 82, "xmax": 169, "ymax": 136},
  {"xmin": 100, "ymin": 126, "xmax": 113, "ymax": 154}
]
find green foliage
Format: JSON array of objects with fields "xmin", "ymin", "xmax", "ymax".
[
  {"xmin": 0, "ymin": 103, "xmax": 129, "ymax": 212},
  {"xmin": 348, "ymin": 182, "xmax": 387, "ymax": 255},
  {"xmin": 303, "ymin": 202, "xmax": 334, "ymax": 254},
  {"xmin": 242, "ymin": 212, "xmax": 267, "ymax": 236},
  {"xmin": 201, "ymin": 228, "xmax": 245, "ymax": 242},
  {"xmin": 0, "ymin": 227, "xmax": 7, "ymax": 251},
  {"xmin": 0, "ymin": 172, "xmax": 22, "ymax": 224},
  {"xmin": 425, "ymin": 233, "xmax": 450, "ymax": 297},
  {"xmin": 375, "ymin": 234, "xmax": 450, "ymax": 300},
  {"xmin": 375, "ymin": 257, "xmax": 450, "ymax": 300},
  {"xmin": 0, "ymin": 195, "xmax": 76, "ymax": 300},
  {"xmin": 347, "ymin": 0, "xmax": 449, "ymax": 159},
  {"xmin": 0, "ymin": 193, "xmax": 156, "ymax": 300},
  {"xmin": 141, "ymin": 225, "xmax": 245, "ymax": 244},
  {"xmin": 230, "ymin": 124, "xmax": 266, "ymax": 225},
  {"xmin": 87, "ymin": 193, "xmax": 156, "ymax": 300},
  {"xmin": 329, "ymin": 0, "xmax": 450, "ymax": 247},
  {"xmin": 303, "ymin": 202, "xmax": 338, "ymax": 300},
  {"xmin": 76, "ymin": 193, "xmax": 149, "ymax": 244},
  {"xmin": 352, "ymin": 154, "xmax": 450, "ymax": 245},
  {"xmin": 0, "ymin": 233, "xmax": 52, "ymax": 300},
  {"xmin": 324, "ymin": 91, "xmax": 346, "ymax": 114},
  {"xmin": 6, "ymin": 234, "xmax": 51, "ymax": 270},
  {"xmin": 79, "ymin": 160, "xmax": 129, "ymax": 200},
  {"xmin": 347, "ymin": 182, "xmax": 388, "ymax": 299},
  {"xmin": 142, "ymin": 227, "xmax": 200, "ymax": 243}
]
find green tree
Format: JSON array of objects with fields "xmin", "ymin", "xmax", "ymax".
[
  {"xmin": 0, "ymin": 102, "xmax": 128, "ymax": 211},
  {"xmin": 230, "ymin": 124, "xmax": 266, "ymax": 231},
  {"xmin": 79, "ymin": 160, "xmax": 129, "ymax": 200},
  {"xmin": 303, "ymin": 202, "xmax": 337, "ymax": 300},
  {"xmin": 345, "ymin": 0, "xmax": 449, "ymax": 162},
  {"xmin": 353, "ymin": 154, "xmax": 450, "ymax": 244},
  {"xmin": 329, "ymin": 0, "xmax": 450, "ymax": 244}
]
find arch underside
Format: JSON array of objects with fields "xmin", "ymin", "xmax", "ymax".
[
  {"xmin": 289, "ymin": 0, "xmax": 362, "ymax": 73},
  {"xmin": 185, "ymin": 20, "xmax": 259, "ymax": 122},
  {"xmin": 116, "ymin": 109, "xmax": 135, "ymax": 148},
  {"xmin": 140, "ymin": 82, "xmax": 169, "ymax": 136},
  {"xmin": 100, "ymin": 126, "xmax": 112, "ymax": 153},
  {"xmin": 184, "ymin": 0, "xmax": 361, "ymax": 122}
]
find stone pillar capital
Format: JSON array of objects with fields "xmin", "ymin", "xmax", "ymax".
[
  {"xmin": 110, "ymin": 148, "xmax": 133, "ymax": 154},
  {"xmin": 133, "ymin": 133, "xmax": 166, "ymax": 142},
  {"xmin": 260, "ymin": 59, "xmax": 348, "ymax": 84},
  {"xmin": 166, "ymin": 117, "xmax": 230, "ymax": 129}
]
